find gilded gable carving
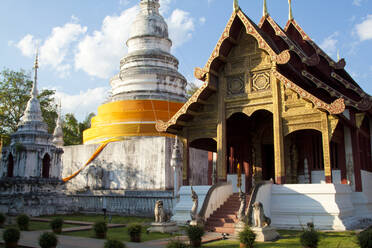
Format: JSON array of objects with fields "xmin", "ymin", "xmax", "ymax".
[
  {"xmin": 227, "ymin": 74, "xmax": 245, "ymax": 95},
  {"xmin": 252, "ymin": 72, "xmax": 270, "ymax": 92}
]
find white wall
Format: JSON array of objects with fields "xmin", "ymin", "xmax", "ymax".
[{"xmin": 270, "ymin": 184, "xmax": 354, "ymax": 230}]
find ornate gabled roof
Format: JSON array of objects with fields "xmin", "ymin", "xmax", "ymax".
[
  {"xmin": 261, "ymin": 14, "xmax": 372, "ymax": 112},
  {"xmin": 156, "ymin": 6, "xmax": 372, "ymax": 133},
  {"xmin": 194, "ymin": 10, "xmax": 290, "ymax": 81}
]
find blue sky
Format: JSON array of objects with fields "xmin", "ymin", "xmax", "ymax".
[{"xmin": 1, "ymin": 0, "xmax": 371, "ymax": 120}]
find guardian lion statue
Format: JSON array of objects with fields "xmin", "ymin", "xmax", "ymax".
[
  {"xmin": 252, "ymin": 201, "xmax": 271, "ymax": 228},
  {"xmin": 154, "ymin": 200, "xmax": 168, "ymax": 223}
]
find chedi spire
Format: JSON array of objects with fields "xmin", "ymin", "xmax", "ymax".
[{"xmin": 19, "ymin": 50, "xmax": 44, "ymax": 125}]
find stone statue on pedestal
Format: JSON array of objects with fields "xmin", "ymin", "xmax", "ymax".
[
  {"xmin": 148, "ymin": 199, "xmax": 178, "ymax": 233},
  {"xmin": 237, "ymin": 188, "xmax": 246, "ymax": 222},
  {"xmin": 250, "ymin": 201, "xmax": 279, "ymax": 242}
]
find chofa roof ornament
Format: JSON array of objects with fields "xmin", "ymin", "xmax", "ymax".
[{"xmin": 233, "ymin": 0, "xmax": 239, "ymax": 12}]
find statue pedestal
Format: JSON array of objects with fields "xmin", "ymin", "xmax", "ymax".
[
  {"xmin": 251, "ymin": 226, "xmax": 280, "ymax": 242},
  {"xmin": 147, "ymin": 222, "xmax": 179, "ymax": 233},
  {"xmin": 234, "ymin": 221, "xmax": 246, "ymax": 236}
]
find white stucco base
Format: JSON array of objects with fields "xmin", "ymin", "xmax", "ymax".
[
  {"xmin": 270, "ymin": 184, "xmax": 354, "ymax": 230},
  {"xmin": 61, "ymin": 137, "xmax": 208, "ymax": 192}
]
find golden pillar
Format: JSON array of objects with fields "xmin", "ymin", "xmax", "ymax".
[
  {"xmin": 321, "ymin": 112, "xmax": 332, "ymax": 183},
  {"xmin": 181, "ymin": 137, "xmax": 190, "ymax": 185},
  {"xmin": 217, "ymin": 74, "xmax": 227, "ymax": 181},
  {"xmin": 271, "ymin": 71, "xmax": 286, "ymax": 184}
]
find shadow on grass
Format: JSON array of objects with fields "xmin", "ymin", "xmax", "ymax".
[{"xmin": 66, "ymin": 226, "xmax": 176, "ymax": 242}]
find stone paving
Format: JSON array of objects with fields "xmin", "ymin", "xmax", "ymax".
[{"xmin": 0, "ymin": 228, "xmax": 223, "ymax": 248}]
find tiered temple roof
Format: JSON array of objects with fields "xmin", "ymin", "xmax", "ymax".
[{"xmin": 156, "ymin": 4, "xmax": 372, "ymax": 133}]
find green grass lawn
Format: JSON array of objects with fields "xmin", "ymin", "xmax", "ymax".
[
  {"xmin": 204, "ymin": 230, "xmax": 359, "ymax": 248},
  {"xmin": 41, "ymin": 214, "xmax": 152, "ymax": 225},
  {"xmin": 66, "ymin": 226, "xmax": 175, "ymax": 242},
  {"xmin": 5, "ymin": 221, "xmax": 78, "ymax": 231}
]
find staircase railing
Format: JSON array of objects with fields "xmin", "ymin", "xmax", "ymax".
[
  {"xmin": 246, "ymin": 180, "xmax": 273, "ymax": 225},
  {"xmin": 198, "ymin": 182, "xmax": 232, "ymax": 222}
]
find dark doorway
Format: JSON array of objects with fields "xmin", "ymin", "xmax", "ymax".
[
  {"xmin": 42, "ymin": 154, "xmax": 51, "ymax": 178},
  {"xmin": 7, "ymin": 154, "xmax": 14, "ymax": 177},
  {"xmin": 262, "ymin": 144, "xmax": 274, "ymax": 181}
]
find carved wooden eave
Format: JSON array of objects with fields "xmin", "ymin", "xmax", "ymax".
[
  {"xmin": 156, "ymin": 81, "xmax": 214, "ymax": 133},
  {"xmin": 259, "ymin": 15, "xmax": 319, "ymax": 66},
  {"xmin": 284, "ymin": 18, "xmax": 372, "ymax": 104},
  {"xmin": 195, "ymin": 10, "xmax": 291, "ymax": 81},
  {"xmin": 273, "ymin": 70, "xmax": 345, "ymax": 115},
  {"xmin": 284, "ymin": 19, "xmax": 345, "ymax": 70},
  {"xmin": 302, "ymin": 70, "xmax": 372, "ymax": 112}
]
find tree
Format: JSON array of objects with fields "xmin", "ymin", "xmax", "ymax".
[
  {"xmin": 63, "ymin": 112, "xmax": 95, "ymax": 146},
  {"xmin": 0, "ymin": 69, "xmax": 57, "ymax": 145},
  {"xmin": 186, "ymin": 81, "xmax": 200, "ymax": 99}
]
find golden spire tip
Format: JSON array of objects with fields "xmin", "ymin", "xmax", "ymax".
[
  {"xmin": 263, "ymin": 0, "xmax": 268, "ymax": 17},
  {"xmin": 233, "ymin": 0, "xmax": 239, "ymax": 12},
  {"xmin": 288, "ymin": 0, "xmax": 293, "ymax": 20}
]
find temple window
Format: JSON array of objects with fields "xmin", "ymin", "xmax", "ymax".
[
  {"xmin": 42, "ymin": 154, "xmax": 51, "ymax": 178},
  {"xmin": 7, "ymin": 154, "xmax": 14, "ymax": 177}
]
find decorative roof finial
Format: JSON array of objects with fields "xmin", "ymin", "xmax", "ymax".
[
  {"xmin": 32, "ymin": 47, "xmax": 39, "ymax": 98},
  {"xmin": 288, "ymin": 0, "xmax": 293, "ymax": 20},
  {"xmin": 337, "ymin": 49, "xmax": 341, "ymax": 62},
  {"xmin": 233, "ymin": 0, "xmax": 239, "ymax": 12},
  {"xmin": 263, "ymin": 0, "xmax": 268, "ymax": 17}
]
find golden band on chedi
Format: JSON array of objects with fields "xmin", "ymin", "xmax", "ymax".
[{"xmin": 83, "ymin": 99, "xmax": 184, "ymax": 144}]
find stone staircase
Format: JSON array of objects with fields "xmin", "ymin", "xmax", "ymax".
[{"xmin": 205, "ymin": 193, "xmax": 250, "ymax": 234}]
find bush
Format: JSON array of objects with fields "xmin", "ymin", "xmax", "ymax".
[
  {"xmin": 358, "ymin": 228, "xmax": 372, "ymax": 248},
  {"xmin": 0, "ymin": 213, "xmax": 6, "ymax": 227},
  {"xmin": 185, "ymin": 225, "xmax": 205, "ymax": 241},
  {"xmin": 166, "ymin": 239, "xmax": 189, "ymax": 248},
  {"xmin": 300, "ymin": 229, "xmax": 319, "ymax": 248},
  {"xmin": 127, "ymin": 223, "xmax": 142, "ymax": 242},
  {"xmin": 3, "ymin": 227, "xmax": 20, "ymax": 243},
  {"xmin": 93, "ymin": 221, "xmax": 108, "ymax": 238},
  {"xmin": 38, "ymin": 232, "xmax": 58, "ymax": 248},
  {"xmin": 104, "ymin": 239, "xmax": 127, "ymax": 248},
  {"xmin": 50, "ymin": 217, "xmax": 63, "ymax": 233},
  {"xmin": 16, "ymin": 214, "xmax": 30, "ymax": 231},
  {"xmin": 239, "ymin": 226, "xmax": 256, "ymax": 248}
]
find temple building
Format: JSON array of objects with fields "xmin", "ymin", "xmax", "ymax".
[
  {"xmin": 0, "ymin": 52, "xmax": 64, "ymax": 216},
  {"xmin": 158, "ymin": 1, "xmax": 372, "ymax": 230}
]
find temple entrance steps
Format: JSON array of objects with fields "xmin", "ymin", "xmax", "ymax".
[{"xmin": 205, "ymin": 193, "xmax": 250, "ymax": 234}]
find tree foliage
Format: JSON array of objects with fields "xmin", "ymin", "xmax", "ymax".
[
  {"xmin": 186, "ymin": 81, "xmax": 200, "ymax": 99},
  {"xmin": 63, "ymin": 112, "xmax": 95, "ymax": 146},
  {"xmin": 0, "ymin": 68, "xmax": 57, "ymax": 145}
]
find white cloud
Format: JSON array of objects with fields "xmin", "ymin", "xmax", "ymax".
[
  {"xmin": 167, "ymin": 9, "xmax": 195, "ymax": 49},
  {"xmin": 40, "ymin": 22, "xmax": 87, "ymax": 77},
  {"xmin": 159, "ymin": 0, "xmax": 173, "ymax": 14},
  {"xmin": 14, "ymin": 21, "xmax": 86, "ymax": 78},
  {"xmin": 353, "ymin": 0, "xmax": 363, "ymax": 6},
  {"xmin": 15, "ymin": 34, "xmax": 40, "ymax": 57},
  {"xmin": 74, "ymin": 6, "xmax": 139, "ymax": 79},
  {"xmin": 199, "ymin": 17, "xmax": 206, "ymax": 25},
  {"xmin": 55, "ymin": 87, "xmax": 109, "ymax": 121},
  {"xmin": 119, "ymin": 0, "xmax": 130, "ymax": 6},
  {"xmin": 355, "ymin": 15, "xmax": 372, "ymax": 41},
  {"xmin": 320, "ymin": 32, "xmax": 339, "ymax": 56}
]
